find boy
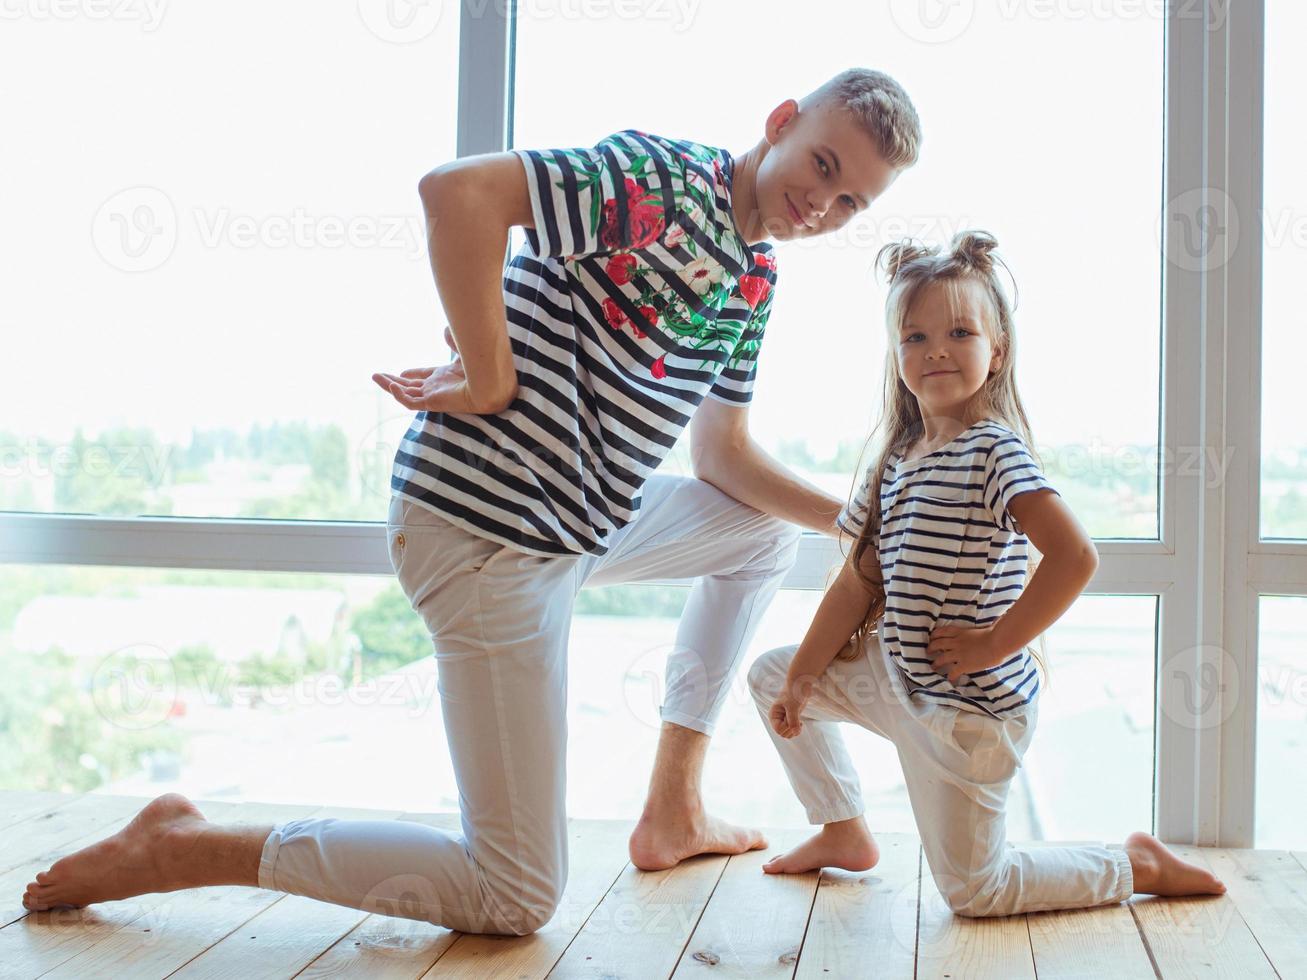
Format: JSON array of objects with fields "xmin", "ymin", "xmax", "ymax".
[{"xmin": 24, "ymin": 69, "xmax": 921, "ymax": 936}]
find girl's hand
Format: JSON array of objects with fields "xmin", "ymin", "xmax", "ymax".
[
  {"xmin": 926, "ymin": 623, "xmax": 1006, "ymax": 685},
  {"xmin": 372, "ymin": 327, "xmax": 482, "ymax": 415},
  {"xmin": 769, "ymin": 692, "xmax": 808, "ymax": 739}
]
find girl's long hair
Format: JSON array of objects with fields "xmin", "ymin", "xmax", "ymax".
[{"xmin": 836, "ymin": 230, "xmax": 1049, "ymax": 686}]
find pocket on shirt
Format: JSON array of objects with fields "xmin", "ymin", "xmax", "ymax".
[{"xmin": 917, "ymin": 468, "xmax": 967, "ymax": 504}]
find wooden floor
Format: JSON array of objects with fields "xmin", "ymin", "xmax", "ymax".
[{"xmin": 2, "ymin": 793, "xmax": 1306, "ymax": 979}]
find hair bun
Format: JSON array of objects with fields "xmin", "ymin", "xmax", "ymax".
[
  {"xmin": 949, "ymin": 230, "xmax": 1000, "ymax": 274},
  {"xmin": 875, "ymin": 238, "xmax": 937, "ymax": 284}
]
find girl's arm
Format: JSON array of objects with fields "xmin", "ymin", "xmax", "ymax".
[
  {"xmin": 786, "ymin": 551, "xmax": 879, "ymax": 688},
  {"xmin": 769, "ymin": 550, "xmax": 878, "ymax": 738},
  {"xmin": 987, "ymin": 489, "xmax": 1098, "ymax": 657},
  {"xmin": 929, "ymin": 489, "xmax": 1098, "ymax": 684}
]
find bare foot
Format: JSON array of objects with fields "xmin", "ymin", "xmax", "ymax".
[
  {"xmin": 628, "ymin": 809, "xmax": 767, "ymax": 872},
  {"xmin": 1124, "ymin": 831, "xmax": 1226, "ymax": 897},
  {"xmin": 22, "ymin": 793, "xmax": 209, "ymax": 911},
  {"xmin": 761, "ymin": 818, "xmax": 879, "ymax": 875}
]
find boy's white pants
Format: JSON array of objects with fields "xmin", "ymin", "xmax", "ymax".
[
  {"xmin": 746, "ymin": 635, "xmax": 1135, "ymax": 917},
  {"xmin": 256, "ymin": 474, "xmax": 801, "ymax": 935}
]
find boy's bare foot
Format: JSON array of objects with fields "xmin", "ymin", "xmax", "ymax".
[
  {"xmin": 22, "ymin": 793, "xmax": 211, "ymax": 911},
  {"xmin": 1124, "ymin": 831, "xmax": 1227, "ymax": 897},
  {"xmin": 761, "ymin": 817, "xmax": 879, "ymax": 875},
  {"xmin": 629, "ymin": 808, "xmax": 767, "ymax": 872}
]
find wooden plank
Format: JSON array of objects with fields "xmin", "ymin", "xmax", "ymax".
[
  {"xmin": 666, "ymin": 828, "xmax": 819, "ymax": 979},
  {"xmin": 26, "ymin": 802, "xmax": 322, "ymax": 980},
  {"xmin": 421, "ymin": 818, "xmax": 630, "ymax": 980},
  {"xmin": 0, "ymin": 801, "xmax": 249, "ymax": 978},
  {"xmin": 546, "ymin": 852, "xmax": 730, "ymax": 979},
  {"xmin": 793, "ymin": 833, "xmax": 920, "ymax": 980},
  {"xmin": 915, "ymin": 873, "xmax": 1035, "ymax": 980},
  {"xmin": 0, "ymin": 793, "xmax": 84, "ymax": 833},
  {"xmin": 296, "ymin": 909, "xmax": 460, "ymax": 980},
  {"xmin": 0, "ymin": 794, "xmax": 147, "ymax": 876},
  {"xmin": 1129, "ymin": 844, "xmax": 1277, "ymax": 978},
  {"xmin": 1198, "ymin": 848, "xmax": 1307, "ymax": 978},
  {"xmin": 1026, "ymin": 905, "xmax": 1154, "ymax": 979}
]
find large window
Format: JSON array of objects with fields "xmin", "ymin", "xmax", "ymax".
[
  {"xmin": 0, "ymin": 2, "xmax": 461, "ymax": 522},
  {"xmin": 1260, "ymin": 2, "xmax": 1307, "ymax": 540},
  {"xmin": 515, "ymin": 1, "xmax": 1164, "ymax": 539},
  {"xmin": 1, "ymin": 2, "xmax": 1300, "ymax": 849}
]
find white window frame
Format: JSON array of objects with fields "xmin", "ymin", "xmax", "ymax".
[{"xmin": 1, "ymin": 0, "xmax": 1302, "ymax": 847}]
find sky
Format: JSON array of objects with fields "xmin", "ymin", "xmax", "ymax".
[{"xmin": 0, "ymin": 0, "xmax": 1301, "ymax": 466}]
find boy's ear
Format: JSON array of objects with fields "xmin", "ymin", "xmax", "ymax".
[{"xmin": 765, "ymin": 99, "xmax": 801, "ymax": 144}]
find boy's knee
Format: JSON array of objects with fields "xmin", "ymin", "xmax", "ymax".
[
  {"xmin": 773, "ymin": 520, "xmax": 803, "ymax": 566},
  {"xmin": 482, "ymin": 880, "xmax": 564, "ymax": 936},
  {"xmin": 497, "ymin": 896, "xmax": 560, "ymax": 936}
]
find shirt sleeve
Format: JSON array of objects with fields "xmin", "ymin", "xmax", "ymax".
[
  {"xmin": 512, "ymin": 133, "xmax": 678, "ymax": 260},
  {"xmin": 705, "ymin": 249, "xmax": 777, "ymax": 405},
  {"xmin": 983, "ymin": 434, "xmax": 1060, "ymax": 533},
  {"xmin": 837, "ymin": 463, "xmax": 875, "ymax": 538}
]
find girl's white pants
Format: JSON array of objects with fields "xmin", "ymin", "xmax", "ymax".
[
  {"xmin": 256, "ymin": 474, "xmax": 801, "ymax": 935},
  {"xmin": 746, "ymin": 635, "xmax": 1135, "ymax": 917}
]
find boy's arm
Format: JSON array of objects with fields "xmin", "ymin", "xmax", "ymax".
[
  {"xmin": 416, "ymin": 152, "xmax": 534, "ymax": 413},
  {"xmin": 988, "ymin": 490, "xmax": 1099, "ymax": 656},
  {"xmin": 689, "ymin": 397, "xmax": 844, "ymax": 536}
]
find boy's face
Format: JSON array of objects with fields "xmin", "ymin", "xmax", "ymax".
[
  {"xmin": 754, "ymin": 99, "xmax": 900, "ymax": 242},
  {"xmin": 896, "ymin": 278, "xmax": 1003, "ymax": 419}
]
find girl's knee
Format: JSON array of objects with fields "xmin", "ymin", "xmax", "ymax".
[{"xmin": 747, "ymin": 644, "xmax": 798, "ymax": 699}]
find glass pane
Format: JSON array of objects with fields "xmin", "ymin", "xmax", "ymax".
[
  {"xmin": 1256, "ymin": 595, "xmax": 1307, "ymax": 848},
  {"xmin": 512, "ymin": 2, "xmax": 1163, "ymax": 538},
  {"xmin": 1020, "ymin": 595, "xmax": 1156, "ymax": 841},
  {"xmin": 2, "ymin": 561, "xmax": 1154, "ymax": 840},
  {"xmin": 1261, "ymin": 3, "xmax": 1307, "ymax": 539},
  {"xmin": 0, "ymin": 3, "xmax": 459, "ymax": 521}
]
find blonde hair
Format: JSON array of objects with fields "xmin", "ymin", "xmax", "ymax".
[
  {"xmin": 835, "ymin": 230, "xmax": 1050, "ymax": 688},
  {"xmin": 801, "ymin": 68, "xmax": 922, "ymax": 170}
]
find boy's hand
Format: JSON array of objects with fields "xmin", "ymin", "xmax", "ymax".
[
  {"xmin": 372, "ymin": 327, "xmax": 485, "ymax": 415},
  {"xmin": 926, "ymin": 624, "xmax": 1006, "ymax": 685}
]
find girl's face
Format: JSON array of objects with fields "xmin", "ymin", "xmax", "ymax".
[{"xmin": 896, "ymin": 277, "xmax": 1003, "ymax": 420}]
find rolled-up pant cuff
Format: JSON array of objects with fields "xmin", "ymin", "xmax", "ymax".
[
  {"xmin": 660, "ymin": 707, "xmax": 715, "ymax": 737},
  {"xmin": 257, "ymin": 822, "xmax": 287, "ymax": 890},
  {"xmin": 805, "ymin": 799, "xmax": 865, "ymax": 825}
]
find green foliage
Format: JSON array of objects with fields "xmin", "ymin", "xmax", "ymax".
[
  {"xmin": 0, "ymin": 642, "xmax": 179, "ymax": 793},
  {"xmin": 236, "ymin": 650, "xmax": 304, "ymax": 688},
  {"xmin": 351, "ymin": 586, "xmax": 431, "ymax": 679},
  {"xmin": 574, "ymin": 585, "xmax": 689, "ymax": 619}
]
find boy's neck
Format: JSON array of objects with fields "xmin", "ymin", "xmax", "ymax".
[{"xmin": 729, "ymin": 141, "xmax": 769, "ymax": 245}]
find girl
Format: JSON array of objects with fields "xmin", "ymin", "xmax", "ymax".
[{"xmin": 746, "ymin": 231, "xmax": 1227, "ymax": 916}]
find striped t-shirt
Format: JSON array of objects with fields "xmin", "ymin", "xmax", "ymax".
[
  {"xmin": 390, "ymin": 130, "xmax": 778, "ymax": 556},
  {"xmin": 837, "ymin": 419, "xmax": 1059, "ymax": 717}
]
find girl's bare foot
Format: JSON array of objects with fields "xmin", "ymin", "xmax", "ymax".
[
  {"xmin": 22, "ymin": 793, "xmax": 211, "ymax": 911},
  {"xmin": 1124, "ymin": 831, "xmax": 1227, "ymax": 897},
  {"xmin": 761, "ymin": 817, "xmax": 879, "ymax": 875}
]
